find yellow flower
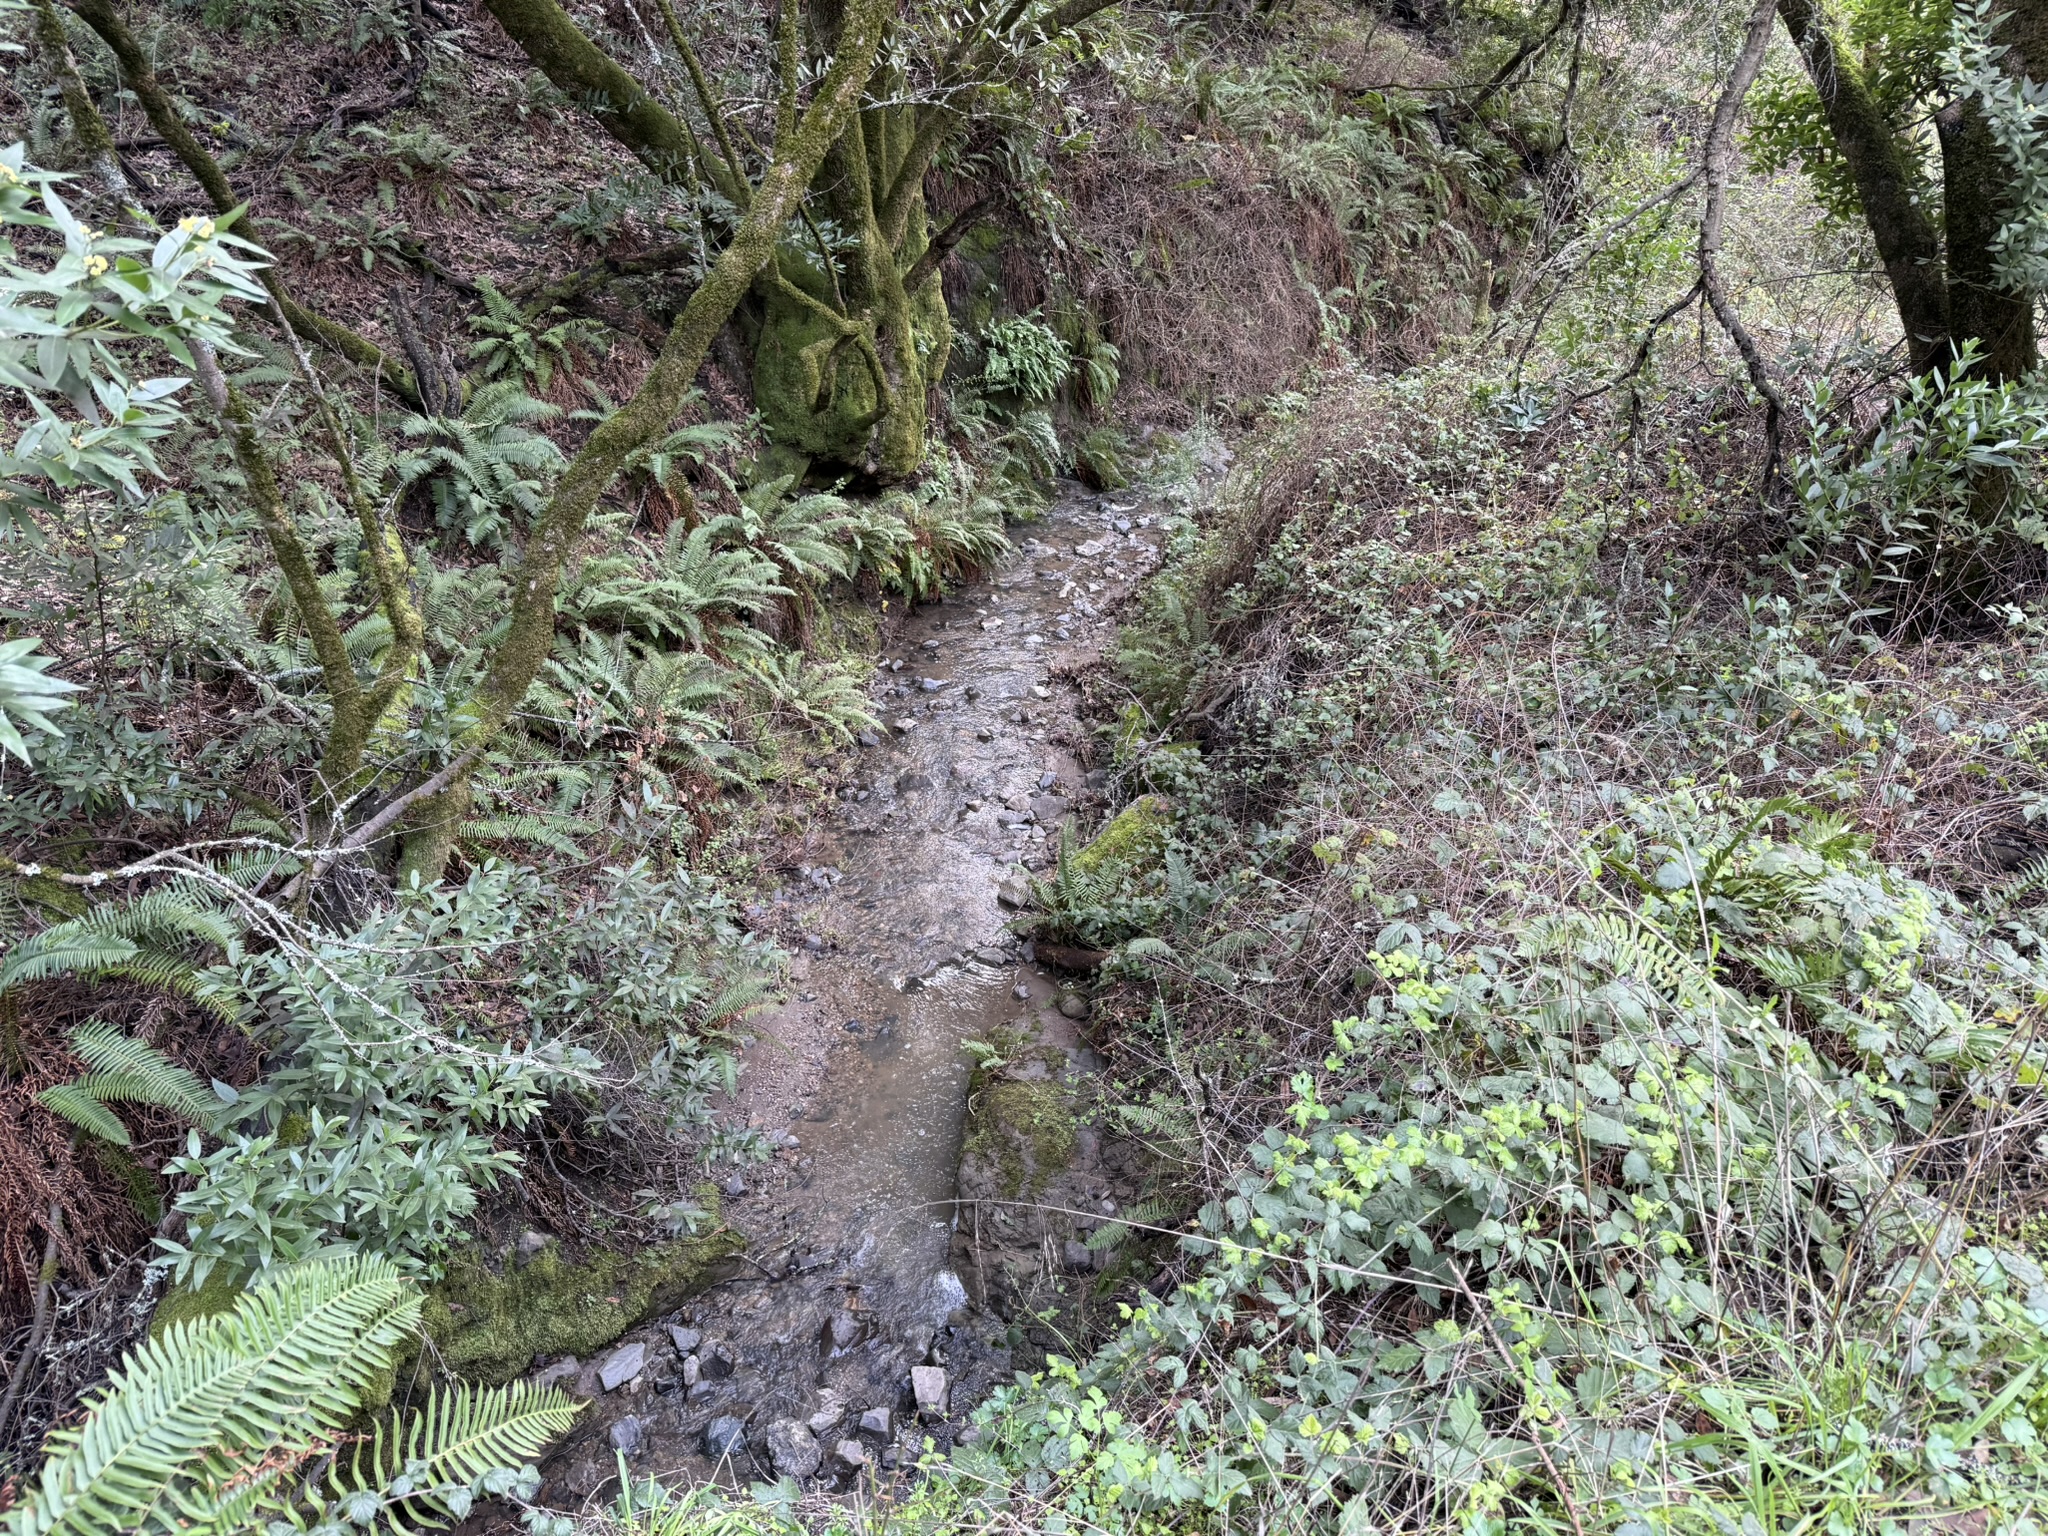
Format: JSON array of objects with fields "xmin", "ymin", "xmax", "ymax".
[
  {"xmin": 85, "ymin": 254, "xmax": 108, "ymax": 277},
  {"xmin": 0, "ymin": 164, "xmax": 17, "ymax": 185},
  {"xmin": 69, "ymin": 434, "xmax": 86, "ymax": 449}
]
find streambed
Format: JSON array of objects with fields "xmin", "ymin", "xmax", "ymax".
[{"xmin": 535, "ymin": 482, "xmax": 1169, "ymax": 1503}]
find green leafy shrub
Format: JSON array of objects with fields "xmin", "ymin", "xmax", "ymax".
[
  {"xmin": 160, "ymin": 864, "xmax": 600, "ymax": 1287},
  {"xmin": 1787, "ymin": 353, "xmax": 2048, "ymax": 614},
  {"xmin": 0, "ymin": 638, "xmax": 79, "ymax": 763}
]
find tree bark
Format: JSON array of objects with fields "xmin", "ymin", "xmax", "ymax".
[
  {"xmin": 1775, "ymin": 0, "xmax": 1950, "ymax": 375},
  {"xmin": 480, "ymin": 0, "xmax": 697, "ymax": 184},
  {"xmin": 1938, "ymin": 0, "xmax": 2044, "ymax": 381}
]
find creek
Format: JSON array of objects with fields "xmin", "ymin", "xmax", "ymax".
[{"xmin": 538, "ymin": 481, "xmax": 1169, "ymax": 1502}]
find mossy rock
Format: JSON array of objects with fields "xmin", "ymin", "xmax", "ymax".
[
  {"xmin": 418, "ymin": 1222, "xmax": 745, "ymax": 1385},
  {"xmin": 964, "ymin": 1077, "xmax": 1079, "ymax": 1200},
  {"xmin": 1071, "ymin": 795, "xmax": 1173, "ymax": 880}
]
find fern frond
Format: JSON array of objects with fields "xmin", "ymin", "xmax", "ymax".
[
  {"xmin": 12, "ymin": 1254, "xmax": 418, "ymax": 1536},
  {"xmin": 0, "ymin": 930, "xmax": 142, "ymax": 995},
  {"xmin": 36, "ymin": 1082, "xmax": 133, "ymax": 1147},
  {"xmin": 1987, "ymin": 852, "xmax": 2048, "ymax": 915},
  {"xmin": 66, "ymin": 1022, "xmax": 215, "ymax": 1121},
  {"xmin": 326, "ymin": 1381, "xmax": 579, "ymax": 1525},
  {"xmin": 459, "ymin": 815, "xmax": 595, "ymax": 861},
  {"xmin": 0, "ymin": 891, "xmax": 239, "ymax": 1010}
]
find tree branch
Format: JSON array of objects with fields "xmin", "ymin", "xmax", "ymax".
[
  {"xmin": 189, "ymin": 342, "xmax": 367, "ymax": 787},
  {"xmin": 902, "ymin": 194, "xmax": 992, "ymax": 291},
  {"xmin": 1702, "ymin": 0, "xmax": 1789, "ymax": 477},
  {"xmin": 651, "ymin": 0, "xmax": 752, "ymax": 207},
  {"xmin": 65, "ymin": 0, "xmax": 423, "ymax": 408}
]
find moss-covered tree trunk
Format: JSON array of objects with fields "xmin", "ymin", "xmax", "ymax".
[
  {"xmin": 753, "ymin": 87, "xmax": 952, "ymax": 477},
  {"xmin": 1775, "ymin": 0, "xmax": 2042, "ymax": 383}
]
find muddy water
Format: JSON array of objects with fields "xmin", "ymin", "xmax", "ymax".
[{"xmin": 539, "ymin": 483, "xmax": 1166, "ymax": 1503}]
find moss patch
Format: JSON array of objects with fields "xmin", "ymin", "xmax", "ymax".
[
  {"xmin": 418, "ymin": 1222, "xmax": 745, "ymax": 1384},
  {"xmin": 965, "ymin": 1077, "xmax": 1079, "ymax": 1200},
  {"xmin": 1072, "ymin": 794, "xmax": 1173, "ymax": 879},
  {"xmin": 149, "ymin": 1263, "xmax": 246, "ymax": 1340}
]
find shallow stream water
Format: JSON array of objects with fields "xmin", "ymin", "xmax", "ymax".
[{"xmin": 537, "ymin": 482, "xmax": 1167, "ymax": 1503}]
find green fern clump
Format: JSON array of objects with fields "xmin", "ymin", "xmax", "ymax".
[
  {"xmin": 980, "ymin": 312, "xmax": 1072, "ymax": 402},
  {"xmin": 560, "ymin": 520, "xmax": 791, "ymax": 648},
  {"xmin": 386, "ymin": 381, "xmax": 567, "ymax": 550},
  {"xmin": 466, "ymin": 279, "xmax": 603, "ymax": 392},
  {"xmin": 6, "ymin": 1253, "xmax": 576, "ymax": 1536},
  {"xmin": 0, "ymin": 891, "xmax": 240, "ymax": 1018}
]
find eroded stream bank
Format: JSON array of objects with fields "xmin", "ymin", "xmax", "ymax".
[{"xmin": 534, "ymin": 480, "xmax": 1175, "ymax": 1504}]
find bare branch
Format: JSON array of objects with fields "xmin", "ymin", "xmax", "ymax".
[{"xmin": 1701, "ymin": 0, "xmax": 1790, "ymax": 478}]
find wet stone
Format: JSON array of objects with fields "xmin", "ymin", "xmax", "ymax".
[
  {"xmin": 827, "ymin": 1311, "xmax": 861, "ymax": 1349},
  {"xmin": 703, "ymin": 1415, "xmax": 747, "ymax": 1459},
  {"xmin": 608, "ymin": 1416, "xmax": 645, "ymax": 1455},
  {"xmin": 856, "ymin": 730, "xmax": 880, "ymax": 748},
  {"xmin": 766, "ymin": 1420, "xmax": 823, "ymax": 1480},
  {"xmin": 860, "ymin": 1406, "xmax": 893, "ymax": 1437},
  {"xmin": 598, "ymin": 1341, "xmax": 645, "ymax": 1392},
  {"xmin": 681, "ymin": 1355, "xmax": 701, "ymax": 1387},
  {"xmin": 1062, "ymin": 1240, "xmax": 1095, "ymax": 1272},
  {"xmin": 1030, "ymin": 794, "xmax": 1070, "ymax": 824},
  {"xmin": 700, "ymin": 1341, "xmax": 736, "ymax": 1378},
  {"xmin": 973, "ymin": 946, "xmax": 1008, "ymax": 966},
  {"xmin": 1012, "ymin": 984, "xmax": 1030, "ymax": 1000},
  {"xmin": 667, "ymin": 1325, "xmax": 702, "ymax": 1356},
  {"xmin": 896, "ymin": 772, "xmax": 933, "ymax": 791},
  {"xmin": 531, "ymin": 1356, "xmax": 580, "ymax": 1392},
  {"xmin": 1058, "ymin": 994, "xmax": 1090, "ymax": 1020}
]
